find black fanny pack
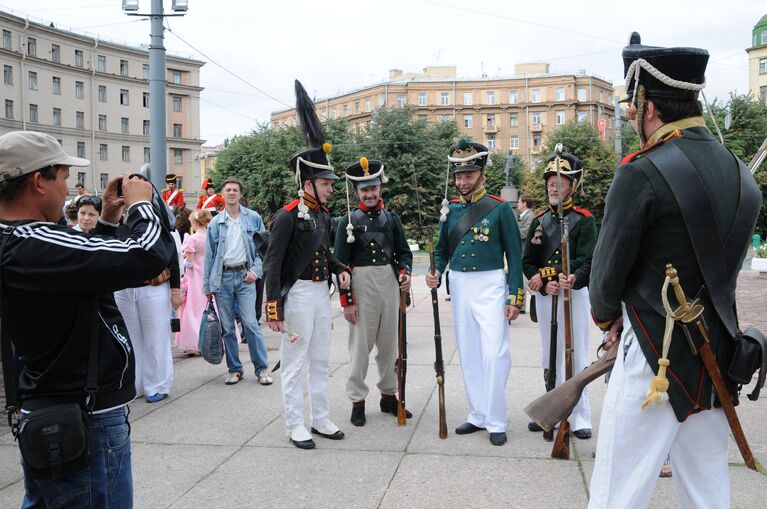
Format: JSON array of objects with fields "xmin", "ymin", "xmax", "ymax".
[
  {"xmin": 728, "ymin": 325, "xmax": 766, "ymax": 401},
  {"xmin": 17, "ymin": 403, "xmax": 90, "ymax": 480}
]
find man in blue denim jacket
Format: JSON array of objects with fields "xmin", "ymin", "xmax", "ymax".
[{"xmin": 203, "ymin": 177, "xmax": 271, "ymax": 385}]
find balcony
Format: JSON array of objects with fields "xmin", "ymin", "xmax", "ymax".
[
  {"xmin": 484, "ymin": 124, "xmax": 498, "ymax": 134},
  {"xmin": 530, "ymin": 123, "xmax": 543, "ymax": 132}
]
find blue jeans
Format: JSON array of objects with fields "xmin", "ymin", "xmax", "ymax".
[
  {"xmin": 215, "ymin": 271, "xmax": 268, "ymax": 374},
  {"xmin": 21, "ymin": 406, "xmax": 133, "ymax": 509}
]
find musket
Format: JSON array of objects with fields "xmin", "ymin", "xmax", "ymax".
[
  {"xmin": 540, "ymin": 266, "xmax": 559, "ymax": 442},
  {"xmin": 747, "ymin": 136, "xmax": 767, "ymax": 175},
  {"xmin": 552, "ymin": 143, "xmax": 573, "ymax": 460},
  {"xmin": 396, "ymin": 289, "xmax": 408, "ymax": 425},
  {"xmin": 428, "ymin": 240, "xmax": 448, "ymax": 439},
  {"xmin": 664, "ymin": 264, "xmax": 757, "ymax": 471}
]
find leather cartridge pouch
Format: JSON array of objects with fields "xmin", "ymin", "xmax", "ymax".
[
  {"xmin": 728, "ymin": 326, "xmax": 766, "ymax": 401},
  {"xmin": 17, "ymin": 403, "xmax": 90, "ymax": 480}
]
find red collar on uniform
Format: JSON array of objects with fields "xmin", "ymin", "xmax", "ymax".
[{"xmin": 358, "ymin": 200, "xmax": 384, "ymax": 212}]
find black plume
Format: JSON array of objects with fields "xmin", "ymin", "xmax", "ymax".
[
  {"xmin": 295, "ymin": 80, "xmax": 325, "ymax": 147},
  {"xmin": 629, "ymin": 31, "xmax": 641, "ymax": 45}
]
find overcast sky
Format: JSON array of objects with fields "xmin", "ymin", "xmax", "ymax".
[{"xmin": 1, "ymin": 0, "xmax": 764, "ymax": 145}]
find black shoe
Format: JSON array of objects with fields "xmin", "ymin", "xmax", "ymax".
[
  {"xmin": 573, "ymin": 428, "xmax": 592, "ymax": 440},
  {"xmin": 290, "ymin": 438, "xmax": 316, "ymax": 450},
  {"xmin": 528, "ymin": 421, "xmax": 543, "ymax": 432},
  {"xmin": 380, "ymin": 397, "xmax": 412, "ymax": 418},
  {"xmin": 455, "ymin": 422, "xmax": 485, "ymax": 435},
  {"xmin": 311, "ymin": 428, "xmax": 345, "ymax": 440},
  {"xmin": 490, "ymin": 432, "xmax": 507, "ymax": 446},
  {"xmin": 351, "ymin": 406, "xmax": 366, "ymax": 427}
]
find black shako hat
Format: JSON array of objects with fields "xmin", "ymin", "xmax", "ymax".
[
  {"xmin": 543, "ymin": 152, "xmax": 584, "ymax": 190},
  {"xmin": 289, "ymin": 146, "xmax": 338, "ymax": 182},
  {"xmin": 291, "ymin": 80, "xmax": 339, "ymax": 184},
  {"xmin": 622, "ymin": 32, "xmax": 709, "ymax": 102},
  {"xmin": 448, "ymin": 139, "xmax": 490, "ymax": 173},
  {"xmin": 345, "ymin": 157, "xmax": 386, "ymax": 189}
]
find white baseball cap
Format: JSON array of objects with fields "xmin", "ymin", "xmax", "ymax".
[{"xmin": 0, "ymin": 131, "xmax": 89, "ymax": 181}]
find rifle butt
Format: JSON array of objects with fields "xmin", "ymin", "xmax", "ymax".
[
  {"xmin": 551, "ymin": 419, "xmax": 570, "ymax": 459},
  {"xmin": 397, "ymin": 404, "xmax": 407, "ymax": 426},
  {"xmin": 438, "ymin": 379, "xmax": 447, "ymax": 439}
]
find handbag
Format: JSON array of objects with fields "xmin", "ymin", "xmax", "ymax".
[
  {"xmin": 1, "ymin": 227, "xmax": 97, "ymax": 480},
  {"xmin": 728, "ymin": 325, "xmax": 766, "ymax": 401},
  {"xmin": 199, "ymin": 299, "xmax": 224, "ymax": 364}
]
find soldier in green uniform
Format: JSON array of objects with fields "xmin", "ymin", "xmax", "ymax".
[
  {"xmin": 587, "ymin": 33, "xmax": 761, "ymax": 508},
  {"xmin": 334, "ymin": 156, "xmax": 413, "ymax": 426},
  {"xmin": 425, "ymin": 139, "xmax": 524, "ymax": 446},
  {"xmin": 522, "ymin": 152, "xmax": 596, "ymax": 439}
]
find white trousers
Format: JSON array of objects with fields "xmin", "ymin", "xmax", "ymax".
[
  {"xmin": 588, "ymin": 307, "xmax": 730, "ymax": 509},
  {"xmin": 450, "ymin": 270, "xmax": 510, "ymax": 433},
  {"xmin": 114, "ymin": 283, "xmax": 174, "ymax": 397},
  {"xmin": 534, "ymin": 288, "xmax": 592, "ymax": 430},
  {"xmin": 281, "ymin": 280, "xmax": 336, "ymax": 439}
]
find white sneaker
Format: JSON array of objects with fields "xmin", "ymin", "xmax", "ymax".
[
  {"xmin": 225, "ymin": 372, "xmax": 243, "ymax": 385},
  {"xmin": 257, "ymin": 369, "xmax": 273, "ymax": 385}
]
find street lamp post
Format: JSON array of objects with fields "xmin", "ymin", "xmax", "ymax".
[{"xmin": 123, "ymin": 0, "xmax": 188, "ymax": 192}]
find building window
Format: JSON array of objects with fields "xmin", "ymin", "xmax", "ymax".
[
  {"xmin": 760, "ymin": 58, "xmax": 767, "ymax": 75},
  {"xmin": 27, "ymin": 37, "xmax": 36, "ymax": 57},
  {"xmin": 73, "ymin": 80, "xmax": 84, "ymax": 99},
  {"xmin": 3, "ymin": 65, "xmax": 12, "ymax": 85},
  {"xmin": 143, "ymin": 120, "xmax": 150, "ymax": 135},
  {"xmin": 464, "ymin": 114, "xmax": 473, "ymax": 128},
  {"xmin": 4, "ymin": 100, "xmax": 12, "ymax": 119},
  {"xmin": 52, "ymin": 76, "xmax": 61, "ymax": 95},
  {"xmin": 77, "ymin": 172, "xmax": 86, "ymax": 185},
  {"xmin": 354, "ymin": 101, "xmax": 360, "ymax": 114},
  {"xmin": 487, "ymin": 113, "xmax": 496, "ymax": 126},
  {"xmin": 98, "ymin": 85, "xmax": 107, "ymax": 102},
  {"xmin": 2, "ymin": 30, "xmax": 10, "ymax": 50},
  {"xmin": 331, "ymin": 107, "xmax": 337, "ymax": 119},
  {"xmin": 533, "ymin": 133, "xmax": 542, "ymax": 147},
  {"xmin": 556, "ymin": 111, "xmax": 565, "ymax": 125},
  {"xmin": 510, "ymin": 135, "xmax": 519, "ymax": 150},
  {"xmin": 97, "ymin": 55, "xmax": 106, "ymax": 72},
  {"xmin": 77, "ymin": 142, "xmax": 85, "ymax": 158},
  {"xmin": 98, "ymin": 114, "xmax": 107, "ymax": 131},
  {"xmin": 100, "ymin": 173, "xmax": 109, "ymax": 190},
  {"xmin": 51, "ymin": 44, "xmax": 61, "ymax": 63},
  {"xmin": 418, "ymin": 93, "xmax": 427, "ymax": 106},
  {"xmin": 486, "ymin": 91, "xmax": 495, "ymax": 105},
  {"xmin": 52, "ymin": 108, "xmax": 61, "ymax": 126},
  {"xmin": 120, "ymin": 59, "xmax": 129, "ymax": 77},
  {"xmin": 143, "ymin": 92, "xmax": 150, "ymax": 107},
  {"xmin": 144, "ymin": 147, "xmax": 150, "ymax": 162},
  {"xmin": 531, "ymin": 112, "xmax": 541, "ymax": 125},
  {"xmin": 121, "ymin": 146, "xmax": 130, "ymax": 162},
  {"xmin": 76, "ymin": 111, "xmax": 84, "ymax": 129},
  {"xmin": 487, "ymin": 135, "xmax": 496, "ymax": 151},
  {"xmin": 577, "ymin": 111, "xmax": 588, "ymax": 122},
  {"xmin": 761, "ymin": 85, "xmax": 767, "ymax": 105},
  {"xmin": 342, "ymin": 104, "xmax": 348, "ymax": 116},
  {"xmin": 173, "ymin": 123, "xmax": 182, "ymax": 137},
  {"xmin": 509, "ymin": 112, "xmax": 518, "ymax": 127},
  {"xmin": 556, "ymin": 87, "xmax": 565, "ymax": 101},
  {"xmin": 436, "ymin": 92, "xmax": 447, "ymax": 106},
  {"xmin": 29, "ymin": 104, "xmax": 38, "ymax": 123},
  {"xmin": 577, "ymin": 88, "xmax": 586, "ymax": 101},
  {"xmin": 365, "ymin": 98, "xmax": 372, "ymax": 112},
  {"xmin": 463, "ymin": 92, "xmax": 473, "ymax": 105},
  {"xmin": 171, "ymin": 69, "xmax": 182, "ymax": 84},
  {"xmin": 28, "ymin": 71, "xmax": 38, "ymax": 90},
  {"xmin": 173, "ymin": 149, "xmax": 183, "ymax": 164},
  {"xmin": 442, "ymin": 114, "xmax": 451, "ymax": 121},
  {"xmin": 121, "ymin": 117, "xmax": 129, "ymax": 134},
  {"xmin": 509, "ymin": 89, "xmax": 518, "ymax": 104},
  {"xmin": 172, "ymin": 96, "xmax": 182, "ymax": 112},
  {"xmin": 531, "ymin": 89, "xmax": 541, "ymax": 103},
  {"xmin": 378, "ymin": 95, "xmax": 385, "ymax": 107},
  {"xmin": 762, "ymin": 30, "xmax": 767, "ymax": 45},
  {"xmin": 120, "ymin": 89, "xmax": 129, "ymax": 106},
  {"xmin": 75, "ymin": 49, "xmax": 84, "ymax": 67},
  {"xmin": 142, "ymin": 64, "xmax": 149, "ymax": 79},
  {"xmin": 99, "ymin": 144, "xmax": 108, "ymax": 161},
  {"xmin": 397, "ymin": 95, "xmax": 406, "ymax": 108}
]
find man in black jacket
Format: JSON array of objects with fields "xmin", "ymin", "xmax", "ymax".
[
  {"xmin": 0, "ymin": 131, "xmax": 174, "ymax": 508},
  {"xmin": 587, "ymin": 35, "xmax": 761, "ymax": 508}
]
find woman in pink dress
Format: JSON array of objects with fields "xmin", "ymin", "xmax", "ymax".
[{"xmin": 177, "ymin": 209, "xmax": 213, "ymax": 354}]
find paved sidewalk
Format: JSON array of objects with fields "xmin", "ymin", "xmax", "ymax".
[{"xmin": 0, "ymin": 272, "xmax": 765, "ymax": 508}]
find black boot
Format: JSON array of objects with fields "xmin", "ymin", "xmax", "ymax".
[
  {"xmin": 351, "ymin": 402, "xmax": 366, "ymax": 427},
  {"xmin": 380, "ymin": 395, "xmax": 412, "ymax": 418}
]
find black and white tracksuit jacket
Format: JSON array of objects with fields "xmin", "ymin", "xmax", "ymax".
[{"xmin": 1, "ymin": 201, "xmax": 174, "ymax": 412}]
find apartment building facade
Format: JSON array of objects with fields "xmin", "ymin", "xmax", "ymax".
[
  {"xmin": 0, "ymin": 10, "xmax": 205, "ymax": 196},
  {"xmin": 271, "ymin": 64, "xmax": 615, "ymax": 168},
  {"xmin": 747, "ymin": 13, "xmax": 767, "ymax": 105}
]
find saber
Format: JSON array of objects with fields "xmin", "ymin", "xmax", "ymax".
[
  {"xmin": 428, "ymin": 240, "xmax": 448, "ymax": 438},
  {"xmin": 664, "ymin": 264, "xmax": 757, "ymax": 471}
]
